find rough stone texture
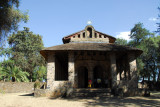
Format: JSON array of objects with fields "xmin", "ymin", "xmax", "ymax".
[
  {"xmin": 116, "ymin": 53, "xmax": 138, "ymax": 97},
  {"xmin": 128, "ymin": 53, "xmax": 138, "ymax": 89},
  {"xmin": 34, "ymin": 89, "xmax": 50, "ymax": 97},
  {"xmin": 44, "ymin": 52, "xmax": 74, "ymax": 98},
  {"xmin": 71, "ymin": 25, "xmax": 109, "ymax": 43},
  {"xmin": 47, "ymin": 53, "xmax": 55, "ymax": 89},
  {"xmin": 68, "ymin": 52, "xmax": 75, "ymax": 88},
  {"xmin": 138, "ymin": 82, "xmax": 148, "ymax": 89},
  {"xmin": 62, "ymin": 25, "xmax": 116, "ymax": 44},
  {"xmin": 71, "ymin": 37, "xmax": 109, "ymax": 43},
  {"xmin": 110, "ymin": 53, "xmax": 117, "ymax": 89},
  {"xmin": 0, "ymin": 82, "xmax": 43, "ymax": 93},
  {"xmin": 74, "ymin": 51, "xmax": 110, "ymax": 88},
  {"xmin": 40, "ymin": 25, "xmax": 142, "ymax": 98},
  {"xmin": 34, "ymin": 81, "xmax": 68, "ymax": 97}
]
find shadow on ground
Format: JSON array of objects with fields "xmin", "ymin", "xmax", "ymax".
[
  {"xmin": 49, "ymin": 92, "xmax": 160, "ymax": 107},
  {"xmin": 19, "ymin": 93, "xmax": 34, "ymax": 96}
]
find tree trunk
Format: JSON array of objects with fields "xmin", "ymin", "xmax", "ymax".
[
  {"xmin": 143, "ymin": 76, "xmax": 144, "ymax": 82},
  {"xmin": 158, "ymin": 70, "xmax": 160, "ymax": 82},
  {"xmin": 12, "ymin": 77, "xmax": 15, "ymax": 82},
  {"xmin": 148, "ymin": 76, "xmax": 150, "ymax": 82}
]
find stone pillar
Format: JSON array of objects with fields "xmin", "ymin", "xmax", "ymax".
[
  {"xmin": 110, "ymin": 53, "xmax": 117, "ymax": 89},
  {"xmin": 47, "ymin": 53, "xmax": 55, "ymax": 89},
  {"xmin": 68, "ymin": 52, "xmax": 75, "ymax": 88},
  {"xmin": 101, "ymin": 35, "xmax": 104, "ymax": 38},
  {"xmin": 128, "ymin": 53, "xmax": 138, "ymax": 88},
  {"xmin": 97, "ymin": 33, "xmax": 99, "ymax": 38},
  {"xmin": 75, "ymin": 34, "xmax": 78, "ymax": 38},
  {"xmin": 80, "ymin": 32, "xmax": 83, "ymax": 38},
  {"xmin": 92, "ymin": 30, "xmax": 95, "ymax": 38}
]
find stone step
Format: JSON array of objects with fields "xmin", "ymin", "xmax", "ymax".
[
  {"xmin": 70, "ymin": 88, "xmax": 113, "ymax": 98},
  {"xmin": 74, "ymin": 88, "xmax": 111, "ymax": 93}
]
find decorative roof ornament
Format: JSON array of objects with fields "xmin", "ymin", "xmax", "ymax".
[{"xmin": 87, "ymin": 20, "xmax": 92, "ymax": 25}]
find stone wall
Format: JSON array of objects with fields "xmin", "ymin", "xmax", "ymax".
[
  {"xmin": 34, "ymin": 81, "xmax": 69, "ymax": 97},
  {"xmin": 47, "ymin": 52, "xmax": 55, "ymax": 89},
  {"xmin": 0, "ymin": 82, "xmax": 42, "ymax": 93},
  {"xmin": 71, "ymin": 37, "xmax": 109, "ymax": 43}
]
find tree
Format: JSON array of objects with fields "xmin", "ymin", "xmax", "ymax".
[
  {"xmin": 142, "ymin": 37, "xmax": 159, "ymax": 82},
  {"xmin": 129, "ymin": 23, "xmax": 158, "ymax": 82},
  {"xmin": 0, "ymin": 0, "xmax": 29, "ymax": 46},
  {"xmin": 33, "ymin": 66, "xmax": 47, "ymax": 82},
  {"xmin": 0, "ymin": 60, "xmax": 29, "ymax": 82},
  {"xmin": 155, "ymin": 7, "xmax": 160, "ymax": 34},
  {"xmin": 115, "ymin": 38, "xmax": 128, "ymax": 45},
  {"xmin": 8, "ymin": 27, "xmax": 45, "ymax": 81},
  {"xmin": 129, "ymin": 23, "xmax": 152, "ymax": 46}
]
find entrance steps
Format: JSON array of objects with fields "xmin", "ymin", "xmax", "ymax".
[{"xmin": 71, "ymin": 88, "xmax": 113, "ymax": 98}]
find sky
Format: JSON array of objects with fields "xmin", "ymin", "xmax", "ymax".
[{"xmin": 19, "ymin": 0, "xmax": 159, "ymax": 47}]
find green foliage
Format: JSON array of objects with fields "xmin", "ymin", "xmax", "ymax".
[
  {"xmin": 8, "ymin": 27, "xmax": 45, "ymax": 81},
  {"xmin": 0, "ymin": 0, "xmax": 29, "ymax": 46},
  {"xmin": 34, "ymin": 80, "xmax": 41, "ymax": 89},
  {"xmin": 0, "ymin": 48, "xmax": 12, "ymax": 59},
  {"xmin": 115, "ymin": 38, "xmax": 128, "ymax": 45},
  {"xmin": 128, "ymin": 23, "xmax": 160, "ymax": 81},
  {"xmin": 33, "ymin": 66, "xmax": 47, "ymax": 82},
  {"xmin": 129, "ymin": 23, "xmax": 153, "ymax": 46},
  {"xmin": 156, "ymin": 7, "xmax": 160, "ymax": 34},
  {"xmin": 116, "ymin": 23, "xmax": 160, "ymax": 82},
  {"xmin": 0, "ymin": 60, "xmax": 29, "ymax": 82}
]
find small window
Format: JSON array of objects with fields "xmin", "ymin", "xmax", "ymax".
[
  {"xmin": 99, "ymin": 35, "xmax": 102, "ymax": 38},
  {"xmin": 95, "ymin": 33, "xmax": 97, "ymax": 38},
  {"xmin": 78, "ymin": 34, "xmax": 80, "ymax": 38},
  {"xmin": 87, "ymin": 27, "xmax": 92, "ymax": 38},
  {"xmin": 83, "ymin": 33, "xmax": 85, "ymax": 38}
]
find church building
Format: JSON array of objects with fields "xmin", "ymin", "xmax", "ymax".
[{"xmin": 40, "ymin": 25, "xmax": 142, "ymax": 97}]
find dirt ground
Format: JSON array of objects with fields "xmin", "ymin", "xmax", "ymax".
[{"xmin": 0, "ymin": 92, "xmax": 160, "ymax": 107}]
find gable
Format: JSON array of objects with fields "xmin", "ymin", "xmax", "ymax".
[{"xmin": 62, "ymin": 25, "xmax": 116, "ymax": 44}]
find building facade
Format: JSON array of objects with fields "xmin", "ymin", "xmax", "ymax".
[{"xmin": 40, "ymin": 25, "xmax": 142, "ymax": 97}]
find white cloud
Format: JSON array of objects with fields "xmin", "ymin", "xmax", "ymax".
[
  {"xmin": 116, "ymin": 31, "xmax": 131, "ymax": 41},
  {"xmin": 149, "ymin": 17, "xmax": 157, "ymax": 21}
]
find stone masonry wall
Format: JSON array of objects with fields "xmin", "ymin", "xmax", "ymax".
[
  {"xmin": 117, "ymin": 53, "xmax": 138, "ymax": 96},
  {"xmin": 47, "ymin": 52, "xmax": 55, "ymax": 89},
  {"xmin": 110, "ymin": 53, "xmax": 117, "ymax": 89},
  {"xmin": 0, "ymin": 82, "xmax": 43, "ymax": 93}
]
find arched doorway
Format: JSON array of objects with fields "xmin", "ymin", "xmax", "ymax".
[
  {"xmin": 78, "ymin": 67, "xmax": 88, "ymax": 88},
  {"xmin": 93, "ymin": 65, "xmax": 107, "ymax": 88}
]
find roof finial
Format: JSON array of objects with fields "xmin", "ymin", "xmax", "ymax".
[{"xmin": 87, "ymin": 20, "xmax": 92, "ymax": 25}]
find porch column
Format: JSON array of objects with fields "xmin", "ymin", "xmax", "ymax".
[
  {"xmin": 88, "ymin": 67, "xmax": 94, "ymax": 84},
  {"xmin": 87, "ymin": 61, "xmax": 94, "ymax": 82},
  {"xmin": 47, "ymin": 53, "xmax": 55, "ymax": 89},
  {"xmin": 110, "ymin": 53, "xmax": 117, "ymax": 89},
  {"xmin": 128, "ymin": 53, "xmax": 138, "ymax": 88},
  {"xmin": 68, "ymin": 52, "xmax": 75, "ymax": 88}
]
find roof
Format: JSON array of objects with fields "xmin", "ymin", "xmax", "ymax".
[
  {"xmin": 62, "ymin": 26, "xmax": 116, "ymax": 44},
  {"xmin": 40, "ymin": 43, "xmax": 143, "ymax": 59}
]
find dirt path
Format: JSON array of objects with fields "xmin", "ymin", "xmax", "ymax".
[{"xmin": 0, "ymin": 92, "xmax": 160, "ymax": 107}]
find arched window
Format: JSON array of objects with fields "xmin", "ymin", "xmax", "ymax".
[{"xmin": 87, "ymin": 27, "xmax": 92, "ymax": 38}]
